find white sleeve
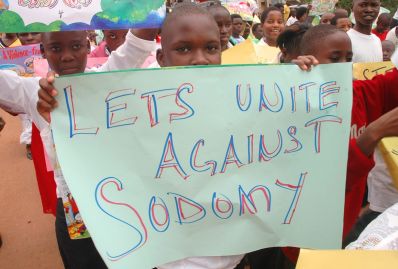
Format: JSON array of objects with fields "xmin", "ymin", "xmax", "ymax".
[
  {"xmin": 93, "ymin": 31, "xmax": 156, "ymax": 72},
  {"xmin": 0, "ymin": 70, "xmax": 49, "ymax": 131},
  {"xmin": 0, "ymin": 70, "xmax": 38, "ymax": 114}
]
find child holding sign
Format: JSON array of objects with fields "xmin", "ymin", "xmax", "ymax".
[
  {"xmin": 38, "ymin": 3, "xmax": 250, "ymax": 269},
  {"xmin": 278, "ymin": 24, "xmax": 398, "ymax": 264},
  {"xmin": 1, "ymin": 27, "xmax": 157, "ymax": 268}
]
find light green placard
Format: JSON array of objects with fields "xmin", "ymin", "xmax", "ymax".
[{"xmin": 52, "ymin": 63, "xmax": 353, "ymax": 269}]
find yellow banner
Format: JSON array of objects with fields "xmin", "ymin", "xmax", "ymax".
[{"xmin": 353, "ymin": 61, "xmax": 394, "ymax": 80}]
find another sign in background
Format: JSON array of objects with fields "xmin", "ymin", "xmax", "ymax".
[
  {"xmin": 309, "ymin": 0, "xmax": 338, "ymax": 16},
  {"xmin": 0, "ymin": 0, "xmax": 165, "ymax": 32},
  {"xmin": 0, "ymin": 44, "xmax": 41, "ymax": 76},
  {"xmin": 51, "ymin": 64, "xmax": 353, "ymax": 269}
]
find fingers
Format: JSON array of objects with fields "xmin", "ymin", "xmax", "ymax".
[
  {"xmin": 37, "ymin": 72, "xmax": 59, "ymax": 123},
  {"xmin": 36, "ymin": 100, "xmax": 52, "ymax": 123},
  {"xmin": 292, "ymin": 55, "xmax": 319, "ymax": 71}
]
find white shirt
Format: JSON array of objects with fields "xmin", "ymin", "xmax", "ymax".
[
  {"xmin": 347, "ymin": 29, "xmax": 383, "ymax": 63},
  {"xmin": 386, "ymin": 27, "xmax": 398, "ymax": 48},
  {"xmin": 367, "ymin": 149, "xmax": 398, "ymax": 212},
  {"xmin": 286, "ymin": 16, "xmax": 297, "ymax": 26},
  {"xmin": 346, "ymin": 202, "xmax": 398, "ymax": 250}
]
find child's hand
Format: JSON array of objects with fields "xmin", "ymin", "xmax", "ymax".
[
  {"xmin": 357, "ymin": 107, "xmax": 398, "ymax": 156},
  {"xmin": 130, "ymin": 28, "xmax": 158, "ymax": 41},
  {"xmin": 37, "ymin": 71, "xmax": 58, "ymax": 123},
  {"xmin": 291, "ymin": 55, "xmax": 319, "ymax": 71}
]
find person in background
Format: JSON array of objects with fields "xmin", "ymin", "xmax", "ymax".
[
  {"xmin": 372, "ymin": 13, "xmax": 392, "ymax": 41},
  {"xmin": 16, "ymin": 32, "xmax": 42, "ymax": 159},
  {"xmin": 295, "ymin": 6, "xmax": 308, "ymax": 24},
  {"xmin": 382, "ymin": 40, "xmax": 395, "ymax": 61},
  {"xmin": 286, "ymin": 7, "xmax": 297, "ymax": 26},
  {"xmin": 386, "ymin": 26, "xmax": 398, "ymax": 48},
  {"xmin": 320, "ymin": 12, "xmax": 335, "ymax": 24},
  {"xmin": 347, "ymin": 0, "xmax": 382, "ymax": 63},
  {"xmin": 89, "ymin": 29, "xmax": 128, "ymax": 57},
  {"xmin": 334, "ymin": 7, "xmax": 349, "ymax": 18},
  {"xmin": 230, "ymin": 14, "xmax": 245, "ymax": 45},
  {"xmin": 0, "ymin": 33, "xmax": 21, "ymax": 48},
  {"xmin": 207, "ymin": 3, "xmax": 233, "ymax": 51},
  {"xmin": 252, "ymin": 23, "xmax": 263, "ymax": 40},
  {"xmin": 259, "ymin": 6, "xmax": 285, "ymax": 47},
  {"xmin": 331, "ymin": 14, "xmax": 353, "ymax": 32},
  {"xmin": 242, "ymin": 21, "xmax": 252, "ymax": 39},
  {"xmin": 86, "ymin": 30, "xmax": 98, "ymax": 51}
]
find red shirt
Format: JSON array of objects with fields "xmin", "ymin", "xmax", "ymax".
[
  {"xmin": 372, "ymin": 29, "xmax": 388, "ymax": 41},
  {"xmin": 284, "ymin": 68, "xmax": 398, "ymax": 263}
]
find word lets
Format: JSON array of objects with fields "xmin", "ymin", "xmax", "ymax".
[{"xmin": 64, "ymin": 80, "xmax": 341, "ymax": 136}]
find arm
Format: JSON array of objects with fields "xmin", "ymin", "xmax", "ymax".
[
  {"xmin": 0, "ymin": 70, "xmax": 38, "ymax": 114},
  {"xmin": 96, "ymin": 29, "xmax": 157, "ymax": 72},
  {"xmin": 354, "ymin": 69, "xmax": 398, "ymax": 156}
]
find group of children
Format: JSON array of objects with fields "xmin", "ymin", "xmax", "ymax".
[{"xmin": 1, "ymin": 0, "xmax": 398, "ymax": 268}]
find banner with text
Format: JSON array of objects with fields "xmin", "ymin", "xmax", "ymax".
[
  {"xmin": 0, "ymin": 44, "xmax": 41, "ymax": 76},
  {"xmin": 51, "ymin": 64, "xmax": 353, "ymax": 269},
  {"xmin": 0, "ymin": 0, "xmax": 165, "ymax": 32}
]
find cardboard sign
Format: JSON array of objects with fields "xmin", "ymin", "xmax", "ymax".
[
  {"xmin": 51, "ymin": 63, "xmax": 353, "ymax": 268},
  {"xmin": 0, "ymin": 44, "xmax": 41, "ymax": 76}
]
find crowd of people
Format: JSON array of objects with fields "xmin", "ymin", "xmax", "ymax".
[{"xmin": 1, "ymin": 0, "xmax": 398, "ymax": 268}]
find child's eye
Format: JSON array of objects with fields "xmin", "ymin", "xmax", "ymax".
[
  {"xmin": 329, "ymin": 56, "xmax": 340, "ymax": 63},
  {"xmin": 50, "ymin": 46, "xmax": 61, "ymax": 52},
  {"xmin": 207, "ymin": 45, "xmax": 218, "ymax": 52},
  {"xmin": 72, "ymin": 44, "xmax": 82, "ymax": 50},
  {"xmin": 176, "ymin": 47, "xmax": 190, "ymax": 53}
]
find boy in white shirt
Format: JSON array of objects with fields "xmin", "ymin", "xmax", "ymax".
[{"xmin": 347, "ymin": 0, "xmax": 382, "ymax": 63}]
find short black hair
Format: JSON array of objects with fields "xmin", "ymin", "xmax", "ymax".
[
  {"xmin": 277, "ymin": 23, "xmax": 310, "ymax": 60},
  {"xmin": 260, "ymin": 7, "xmax": 282, "ymax": 24},
  {"xmin": 231, "ymin": 14, "xmax": 243, "ymax": 21},
  {"xmin": 205, "ymin": 1, "xmax": 229, "ymax": 15},
  {"xmin": 274, "ymin": 3, "xmax": 284, "ymax": 9},
  {"xmin": 162, "ymin": 2, "xmax": 215, "ymax": 35},
  {"xmin": 330, "ymin": 14, "xmax": 349, "ymax": 25},
  {"xmin": 300, "ymin": 24, "xmax": 344, "ymax": 55},
  {"xmin": 296, "ymin": 6, "xmax": 308, "ymax": 20}
]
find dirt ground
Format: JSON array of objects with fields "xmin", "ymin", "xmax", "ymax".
[{"xmin": 0, "ymin": 112, "xmax": 63, "ymax": 269}]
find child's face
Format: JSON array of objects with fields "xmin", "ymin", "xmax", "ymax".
[
  {"xmin": 157, "ymin": 14, "xmax": 221, "ymax": 67},
  {"xmin": 382, "ymin": 41, "xmax": 395, "ymax": 61},
  {"xmin": 320, "ymin": 13, "xmax": 334, "ymax": 24},
  {"xmin": 312, "ymin": 31, "xmax": 353, "ymax": 64},
  {"xmin": 336, "ymin": 18, "xmax": 352, "ymax": 32},
  {"xmin": 232, "ymin": 17, "xmax": 244, "ymax": 36},
  {"xmin": 376, "ymin": 16, "xmax": 391, "ymax": 32},
  {"xmin": 41, "ymin": 31, "xmax": 90, "ymax": 75},
  {"xmin": 262, "ymin": 11, "xmax": 284, "ymax": 43},
  {"xmin": 253, "ymin": 26, "xmax": 263, "ymax": 40},
  {"xmin": 352, "ymin": 0, "xmax": 380, "ymax": 27},
  {"xmin": 18, "ymin": 32, "xmax": 41, "ymax": 45},
  {"xmin": 103, "ymin": 29, "xmax": 128, "ymax": 52},
  {"xmin": 211, "ymin": 8, "xmax": 232, "ymax": 49}
]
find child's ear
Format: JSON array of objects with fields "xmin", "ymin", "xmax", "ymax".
[
  {"xmin": 86, "ymin": 40, "xmax": 91, "ymax": 54},
  {"xmin": 40, "ymin": 43, "xmax": 46, "ymax": 59},
  {"xmin": 156, "ymin": 48, "xmax": 165, "ymax": 67}
]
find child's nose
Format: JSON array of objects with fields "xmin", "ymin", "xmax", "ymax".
[
  {"xmin": 61, "ymin": 51, "xmax": 75, "ymax": 62},
  {"xmin": 191, "ymin": 50, "xmax": 209, "ymax": 65}
]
